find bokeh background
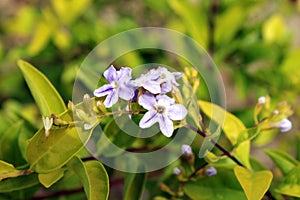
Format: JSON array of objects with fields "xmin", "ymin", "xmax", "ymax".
[{"xmin": 0, "ymin": 0, "xmax": 300, "ymax": 198}]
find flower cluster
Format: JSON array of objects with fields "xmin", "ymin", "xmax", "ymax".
[{"xmin": 94, "ymin": 65, "xmax": 188, "ymax": 137}]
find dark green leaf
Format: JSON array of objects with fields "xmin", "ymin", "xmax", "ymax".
[
  {"xmin": 67, "ymin": 156, "xmax": 109, "ymax": 200},
  {"xmin": 124, "ymin": 172, "xmax": 147, "ymax": 200},
  {"xmin": 275, "ymin": 166, "xmax": 300, "ymax": 198},
  {"xmin": 0, "ymin": 173, "xmax": 39, "ymax": 193}
]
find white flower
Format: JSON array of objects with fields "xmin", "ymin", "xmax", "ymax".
[
  {"xmin": 173, "ymin": 167, "xmax": 181, "ymax": 175},
  {"xmin": 278, "ymin": 118, "xmax": 292, "ymax": 132},
  {"xmin": 138, "ymin": 93, "xmax": 187, "ymax": 137}
]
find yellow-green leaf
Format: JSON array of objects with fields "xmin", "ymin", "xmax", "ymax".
[
  {"xmin": 0, "ymin": 160, "xmax": 21, "ymax": 181},
  {"xmin": 184, "ymin": 168, "xmax": 246, "ymax": 200},
  {"xmin": 198, "ymin": 101, "xmax": 250, "ymax": 168},
  {"xmin": 18, "ymin": 60, "xmax": 66, "ymax": 116},
  {"xmin": 67, "ymin": 156, "xmax": 109, "ymax": 200},
  {"xmin": 275, "ymin": 166, "xmax": 300, "ymax": 198},
  {"xmin": 38, "ymin": 168, "xmax": 65, "ymax": 188},
  {"xmin": 234, "ymin": 166, "xmax": 273, "ymax": 200},
  {"xmin": 198, "ymin": 100, "xmax": 246, "ymax": 146},
  {"xmin": 27, "ymin": 109, "xmax": 94, "ymax": 173},
  {"xmin": 264, "ymin": 149, "xmax": 299, "ymax": 175}
]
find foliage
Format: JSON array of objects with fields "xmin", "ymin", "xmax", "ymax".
[{"xmin": 0, "ymin": 0, "xmax": 300, "ymax": 199}]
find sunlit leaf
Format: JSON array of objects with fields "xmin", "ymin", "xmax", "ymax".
[
  {"xmin": 184, "ymin": 168, "xmax": 246, "ymax": 200},
  {"xmin": 264, "ymin": 149, "xmax": 299, "ymax": 175},
  {"xmin": 67, "ymin": 156, "xmax": 109, "ymax": 200},
  {"xmin": 215, "ymin": 5, "xmax": 247, "ymax": 46},
  {"xmin": 275, "ymin": 166, "xmax": 300, "ymax": 198},
  {"xmin": 18, "ymin": 60, "xmax": 66, "ymax": 116},
  {"xmin": 38, "ymin": 168, "xmax": 65, "ymax": 188},
  {"xmin": 0, "ymin": 173, "xmax": 39, "ymax": 193},
  {"xmin": 198, "ymin": 100, "xmax": 250, "ymax": 168},
  {"xmin": 262, "ymin": 14, "xmax": 289, "ymax": 44},
  {"xmin": 234, "ymin": 166, "xmax": 273, "ymax": 200},
  {"xmin": 167, "ymin": 0, "xmax": 208, "ymax": 48},
  {"xmin": 124, "ymin": 172, "xmax": 147, "ymax": 200}
]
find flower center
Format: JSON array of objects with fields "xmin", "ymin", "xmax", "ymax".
[
  {"xmin": 111, "ymin": 81, "xmax": 118, "ymax": 88},
  {"xmin": 156, "ymin": 105, "xmax": 166, "ymax": 114}
]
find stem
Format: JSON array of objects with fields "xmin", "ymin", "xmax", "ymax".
[{"xmin": 184, "ymin": 124, "xmax": 244, "ymax": 166}]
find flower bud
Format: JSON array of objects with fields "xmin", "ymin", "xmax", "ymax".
[
  {"xmin": 258, "ymin": 96, "xmax": 266, "ymax": 104},
  {"xmin": 279, "ymin": 118, "xmax": 292, "ymax": 132},
  {"xmin": 42, "ymin": 116, "xmax": 53, "ymax": 138},
  {"xmin": 205, "ymin": 167, "xmax": 217, "ymax": 176},
  {"xmin": 173, "ymin": 167, "xmax": 181, "ymax": 175},
  {"xmin": 181, "ymin": 144, "xmax": 193, "ymax": 157}
]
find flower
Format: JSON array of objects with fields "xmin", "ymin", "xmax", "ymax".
[
  {"xmin": 205, "ymin": 167, "xmax": 217, "ymax": 176},
  {"xmin": 278, "ymin": 118, "xmax": 292, "ymax": 132},
  {"xmin": 181, "ymin": 144, "xmax": 193, "ymax": 156},
  {"xmin": 132, "ymin": 67, "xmax": 182, "ymax": 94},
  {"xmin": 138, "ymin": 93, "xmax": 187, "ymax": 137},
  {"xmin": 42, "ymin": 116, "xmax": 53, "ymax": 138},
  {"xmin": 173, "ymin": 167, "xmax": 181, "ymax": 175},
  {"xmin": 93, "ymin": 65, "xmax": 135, "ymax": 108}
]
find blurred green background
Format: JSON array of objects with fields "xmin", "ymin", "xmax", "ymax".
[{"xmin": 0, "ymin": 0, "xmax": 299, "ymax": 171}]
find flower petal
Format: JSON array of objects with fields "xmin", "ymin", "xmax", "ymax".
[
  {"xmin": 103, "ymin": 65, "xmax": 117, "ymax": 83},
  {"xmin": 158, "ymin": 114, "xmax": 174, "ymax": 137},
  {"xmin": 103, "ymin": 90, "xmax": 118, "ymax": 108},
  {"xmin": 156, "ymin": 95, "xmax": 175, "ymax": 107},
  {"xmin": 168, "ymin": 104, "xmax": 188, "ymax": 120},
  {"xmin": 118, "ymin": 67, "xmax": 132, "ymax": 81},
  {"xmin": 93, "ymin": 84, "xmax": 114, "ymax": 97},
  {"xmin": 139, "ymin": 110, "xmax": 158, "ymax": 128},
  {"xmin": 119, "ymin": 85, "xmax": 135, "ymax": 100},
  {"xmin": 161, "ymin": 82, "xmax": 173, "ymax": 94},
  {"xmin": 138, "ymin": 93, "xmax": 156, "ymax": 110},
  {"xmin": 143, "ymin": 81, "xmax": 161, "ymax": 94}
]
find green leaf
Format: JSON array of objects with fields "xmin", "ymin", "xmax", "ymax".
[
  {"xmin": 0, "ymin": 160, "xmax": 22, "ymax": 181},
  {"xmin": 124, "ymin": 172, "xmax": 147, "ymax": 200},
  {"xmin": 38, "ymin": 168, "xmax": 65, "ymax": 188},
  {"xmin": 264, "ymin": 149, "xmax": 299, "ymax": 175},
  {"xmin": 67, "ymin": 156, "xmax": 109, "ymax": 200},
  {"xmin": 0, "ymin": 121, "xmax": 26, "ymax": 166},
  {"xmin": 27, "ymin": 109, "xmax": 94, "ymax": 173},
  {"xmin": 275, "ymin": 166, "xmax": 300, "ymax": 198},
  {"xmin": 198, "ymin": 101, "xmax": 250, "ymax": 168},
  {"xmin": 184, "ymin": 168, "xmax": 246, "ymax": 200},
  {"xmin": 0, "ymin": 173, "xmax": 39, "ymax": 193},
  {"xmin": 234, "ymin": 166, "xmax": 273, "ymax": 200},
  {"xmin": 18, "ymin": 60, "xmax": 66, "ymax": 116}
]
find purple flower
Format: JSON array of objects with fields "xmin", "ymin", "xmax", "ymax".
[
  {"xmin": 138, "ymin": 93, "xmax": 187, "ymax": 137},
  {"xmin": 181, "ymin": 144, "xmax": 193, "ymax": 156},
  {"xmin": 93, "ymin": 65, "xmax": 135, "ymax": 108},
  {"xmin": 205, "ymin": 167, "xmax": 217, "ymax": 176},
  {"xmin": 132, "ymin": 67, "xmax": 182, "ymax": 94}
]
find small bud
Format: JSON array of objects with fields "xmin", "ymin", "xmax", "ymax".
[
  {"xmin": 42, "ymin": 116, "xmax": 53, "ymax": 138},
  {"xmin": 273, "ymin": 110, "xmax": 279, "ymax": 115},
  {"xmin": 205, "ymin": 167, "xmax": 217, "ymax": 176},
  {"xmin": 258, "ymin": 96, "xmax": 266, "ymax": 104},
  {"xmin": 173, "ymin": 167, "xmax": 181, "ymax": 175},
  {"xmin": 68, "ymin": 101, "xmax": 75, "ymax": 111},
  {"xmin": 96, "ymin": 101, "xmax": 107, "ymax": 113},
  {"xmin": 181, "ymin": 144, "xmax": 193, "ymax": 156},
  {"xmin": 279, "ymin": 118, "xmax": 292, "ymax": 132}
]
